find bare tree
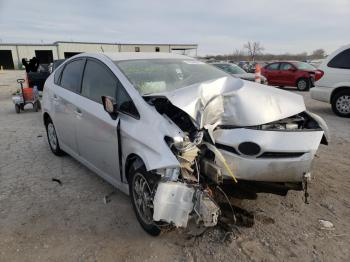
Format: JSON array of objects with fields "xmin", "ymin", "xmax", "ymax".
[
  {"xmin": 244, "ymin": 41, "xmax": 264, "ymax": 61},
  {"xmin": 310, "ymin": 49, "xmax": 326, "ymax": 59}
]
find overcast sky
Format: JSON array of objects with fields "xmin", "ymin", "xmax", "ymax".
[{"xmin": 0, "ymin": 0, "xmax": 349, "ymax": 56}]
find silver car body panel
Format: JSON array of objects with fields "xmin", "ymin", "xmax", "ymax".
[
  {"xmin": 42, "ymin": 52, "xmax": 327, "ymax": 196},
  {"xmin": 213, "ymin": 128, "xmax": 323, "ymax": 182}
]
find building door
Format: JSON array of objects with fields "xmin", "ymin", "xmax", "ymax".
[
  {"xmin": 64, "ymin": 52, "xmax": 81, "ymax": 59},
  {"xmin": 0, "ymin": 50, "xmax": 15, "ymax": 69},
  {"xmin": 35, "ymin": 50, "xmax": 53, "ymax": 64}
]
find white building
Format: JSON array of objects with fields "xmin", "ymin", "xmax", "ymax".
[{"xmin": 0, "ymin": 41, "xmax": 198, "ymax": 69}]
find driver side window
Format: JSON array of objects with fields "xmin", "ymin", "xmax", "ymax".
[
  {"xmin": 82, "ymin": 60, "xmax": 116, "ymax": 103},
  {"xmin": 81, "ymin": 59, "xmax": 139, "ymax": 118}
]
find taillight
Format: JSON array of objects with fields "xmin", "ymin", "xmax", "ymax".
[{"xmin": 315, "ymin": 70, "xmax": 324, "ymax": 81}]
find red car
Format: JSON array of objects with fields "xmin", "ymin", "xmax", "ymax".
[{"xmin": 261, "ymin": 61, "xmax": 324, "ymax": 91}]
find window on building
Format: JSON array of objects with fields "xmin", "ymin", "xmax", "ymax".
[
  {"xmin": 135, "ymin": 47, "xmax": 140, "ymax": 52},
  {"xmin": 328, "ymin": 49, "xmax": 350, "ymax": 69},
  {"xmin": 155, "ymin": 47, "xmax": 160, "ymax": 52},
  {"xmin": 60, "ymin": 59, "xmax": 85, "ymax": 93}
]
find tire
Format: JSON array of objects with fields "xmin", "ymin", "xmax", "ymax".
[
  {"xmin": 331, "ymin": 90, "xmax": 350, "ymax": 118},
  {"xmin": 129, "ymin": 165, "xmax": 162, "ymax": 236},
  {"xmin": 45, "ymin": 118, "xmax": 65, "ymax": 156},
  {"xmin": 15, "ymin": 104, "xmax": 20, "ymax": 114},
  {"xmin": 296, "ymin": 78, "xmax": 310, "ymax": 91},
  {"xmin": 33, "ymin": 102, "xmax": 39, "ymax": 112}
]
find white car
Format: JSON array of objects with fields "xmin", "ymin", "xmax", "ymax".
[
  {"xmin": 311, "ymin": 44, "xmax": 350, "ymax": 117},
  {"xmin": 42, "ymin": 53, "xmax": 328, "ymax": 235}
]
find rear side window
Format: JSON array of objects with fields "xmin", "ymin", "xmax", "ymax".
[
  {"xmin": 328, "ymin": 49, "xmax": 350, "ymax": 69},
  {"xmin": 60, "ymin": 59, "xmax": 85, "ymax": 92},
  {"xmin": 54, "ymin": 65, "xmax": 64, "ymax": 85},
  {"xmin": 266, "ymin": 63, "xmax": 279, "ymax": 70}
]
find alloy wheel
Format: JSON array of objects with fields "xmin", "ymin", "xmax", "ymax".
[
  {"xmin": 133, "ymin": 172, "xmax": 154, "ymax": 225},
  {"xmin": 47, "ymin": 123, "xmax": 58, "ymax": 151},
  {"xmin": 336, "ymin": 95, "xmax": 350, "ymax": 114}
]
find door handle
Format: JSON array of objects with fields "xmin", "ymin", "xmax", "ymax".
[
  {"xmin": 75, "ymin": 108, "xmax": 82, "ymax": 116},
  {"xmin": 52, "ymin": 94, "xmax": 59, "ymax": 101}
]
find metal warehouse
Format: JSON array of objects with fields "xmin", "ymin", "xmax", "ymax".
[{"xmin": 0, "ymin": 41, "xmax": 198, "ymax": 69}]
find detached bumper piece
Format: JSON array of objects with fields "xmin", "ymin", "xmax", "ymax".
[{"xmin": 153, "ymin": 182, "xmax": 220, "ymax": 228}]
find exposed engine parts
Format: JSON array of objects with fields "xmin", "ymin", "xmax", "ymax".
[{"xmin": 145, "ymin": 90, "xmax": 328, "ymax": 230}]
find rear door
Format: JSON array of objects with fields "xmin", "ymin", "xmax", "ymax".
[
  {"xmin": 279, "ymin": 62, "xmax": 296, "ymax": 86},
  {"xmin": 263, "ymin": 63, "xmax": 280, "ymax": 85},
  {"xmin": 52, "ymin": 58, "xmax": 85, "ymax": 155},
  {"xmin": 75, "ymin": 58, "xmax": 121, "ymax": 180}
]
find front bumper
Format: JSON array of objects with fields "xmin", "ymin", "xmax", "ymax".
[{"xmin": 213, "ymin": 128, "xmax": 324, "ymax": 182}]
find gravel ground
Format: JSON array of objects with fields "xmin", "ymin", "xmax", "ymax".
[{"xmin": 0, "ymin": 70, "xmax": 349, "ymax": 262}]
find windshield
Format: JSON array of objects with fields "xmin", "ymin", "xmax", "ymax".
[
  {"xmin": 214, "ymin": 63, "xmax": 246, "ymax": 74},
  {"xmin": 115, "ymin": 59, "xmax": 229, "ymax": 95},
  {"xmin": 294, "ymin": 62, "xmax": 316, "ymax": 70}
]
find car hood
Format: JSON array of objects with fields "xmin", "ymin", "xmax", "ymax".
[
  {"xmin": 145, "ymin": 77, "xmax": 306, "ymax": 128},
  {"xmin": 233, "ymin": 73, "xmax": 266, "ymax": 81}
]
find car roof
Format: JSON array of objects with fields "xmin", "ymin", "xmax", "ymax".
[{"xmin": 98, "ymin": 52, "xmax": 193, "ymax": 61}]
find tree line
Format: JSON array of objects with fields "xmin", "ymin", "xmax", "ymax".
[{"xmin": 203, "ymin": 41, "xmax": 326, "ymax": 62}]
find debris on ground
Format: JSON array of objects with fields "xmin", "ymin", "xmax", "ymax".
[
  {"xmin": 51, "ymin": 178, "xmax": 62, "ymax": 186},
  {"xmin": 319, "ymin": 219, "xmax": 334, "ymax": 230},
  {"xmin": 103, "ymin": 190, "xmax": 117, "ymax": 204}
]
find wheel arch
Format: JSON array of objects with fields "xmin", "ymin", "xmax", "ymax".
[
  {"xmin": 124, "ymin": 153, "xmax": 146, "ymax": 183},
  {"xmin": 43, "ymin": 112, "xmax": 51, "ymax": 126},
  {"xmin": 330, "ymin": 86, "xmax": 350, "ymax": 103}
]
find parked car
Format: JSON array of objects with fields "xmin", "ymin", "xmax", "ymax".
[
  {"xmin": 211, "ymin": 62, "xmax": 267, "ymax": 84},
  {"xmin": 311, "ymin": 45, "xmax": 350, "ymax": 117},
  {"xmin": 42, "ymin": 53, "xmax": 328, "ymax": 235},
  {"xmin": 49, "ymin": 59, "xmax": 66, "ymax": 73},
  {"xmin": 261, "ymin": 61, "xmax": 324, "ymax": 91}
]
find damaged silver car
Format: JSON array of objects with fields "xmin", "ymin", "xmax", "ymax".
[{"xmin": 42, "ymin": 53, "xmax": 329, "ymax": 236}]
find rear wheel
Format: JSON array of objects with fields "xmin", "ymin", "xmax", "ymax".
[
  {"xmin": 332, "ymin": 90, "xmax": 350, "ymax": 117},
  {"xmin": 45, "ymin": 118, "xmax": 65, "ymax": 156},
  {"xmin": 296, "ymin": 78, "xmax": 310, "ymax": 91},
  {"xmin": 129, "ymin": 165, "xmax": 161, "ymax": 236},
  {"xmin": 15, "ymin": 104, "xmax": 20, "ymax": 114},
  {"xmin": 33, "ymin": 102, "xmax": 39, "ymax": 112}
]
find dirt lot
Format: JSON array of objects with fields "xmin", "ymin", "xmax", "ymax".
[{"xmin": 0, "ymin": 70, "xmax": 349, "ymax": 262}]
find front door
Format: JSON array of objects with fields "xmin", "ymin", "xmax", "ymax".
[
  {"xmin": 278, "ymin": 63, "xmax": 296, "ymax": 86},
  {"xmin": 263, "ymin": 63, "xmax": 280, "ymax": 85},
  {"xmin": 75, "ymin": 59, "xmax": 120, "ymax": 179}
]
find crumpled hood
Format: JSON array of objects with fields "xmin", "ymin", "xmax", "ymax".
[{"xmin": 146, "ymin": 77, "xmax": 306, "ymax": 127}]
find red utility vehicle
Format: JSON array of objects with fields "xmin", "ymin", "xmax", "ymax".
[{"xmin": 261, "ymin": 61, "xmax": 324, "ymax": 91}]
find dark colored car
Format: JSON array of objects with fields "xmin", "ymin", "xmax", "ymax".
[
  {"xmin": 27, "ymin": 64, "xmax": 50, "ymax": 91},
  {"xmin": 212, "ymin": 62, "xmax": 267, "ymax": 84},
  {"xmin": 261, "ymin": 61, "xmax": 324, "ymax": 91},
  {"xmin": 49, "ymin": 59, "xmax": 66, "ymax": 73}
]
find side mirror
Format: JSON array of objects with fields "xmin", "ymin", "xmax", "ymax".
[
  {"xmin": 288, "ymin": 67, "xmax": 297, "ymax": 72},
  {"xmin": 102, "ymin": 96, "xmax": 118, "ymax": 119}
]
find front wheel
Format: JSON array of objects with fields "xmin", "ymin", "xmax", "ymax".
[
  {"xmin": 129, "ymin": 166, "xmax": 161, "ymax": 236},
  {"xmin": 296, "ymin": 78, "xmax": 310, "ymax": 91},
  {"xmin": 332, "ymin": 90, "xmax": 350, "ymax": 117}
]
